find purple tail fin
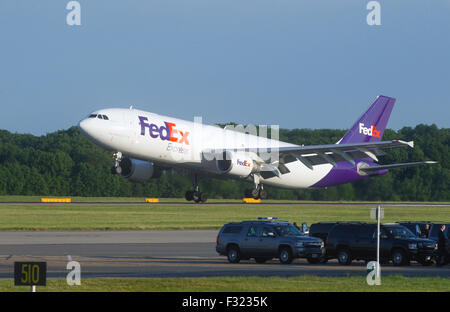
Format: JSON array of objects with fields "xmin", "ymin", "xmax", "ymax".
[{"xmin": 338, "ymin": 95, "xmax": 395, "ymax": 144}]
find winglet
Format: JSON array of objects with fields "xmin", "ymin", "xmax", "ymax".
[{"xmin": 393, "ymin": 140, "xmax": 414, "ymax": 148}]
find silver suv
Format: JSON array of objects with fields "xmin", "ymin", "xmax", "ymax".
[{"xmin": 216, "ymin": 218, "xmax": 325, "ymax": 264}]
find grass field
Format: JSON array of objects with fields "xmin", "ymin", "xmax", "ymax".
[
  {"xmin": 1, "ymin": 275, "xmax": 449, "ymax": 292},
  {"xmin": 0, "ymin": 195, "xmax": 449, "ymax": 204},
  {"xmin": 0, "ymin": 197, "xmax": 448, "ymax": 230}
]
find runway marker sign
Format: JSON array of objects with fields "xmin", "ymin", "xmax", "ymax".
[{"xmin": 14, "ymin": 262, "xmax": 47, "ymax": 289}]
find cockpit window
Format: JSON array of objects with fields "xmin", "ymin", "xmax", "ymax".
[{"xmin": 87, "ymin": 113, "xmax": 109, "ymax": 120}]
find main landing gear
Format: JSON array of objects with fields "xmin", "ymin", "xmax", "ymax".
[
  {"xmin": 185, "ymin": 174, "xmax": 208, "ymax": 203},
  {"xmin": 244, "ymin": 185, "xmax": 267, "ymax": 200},
  {"xmin": 244, "ymin": 175, "xmax": 267, "ymax": 200}
]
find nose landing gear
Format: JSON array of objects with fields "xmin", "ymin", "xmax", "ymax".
[
  {"xmin": 111, "ymin": 152, "xmax": 123, "ymax": 174},
  {"xmin": 185, "ymin": 174, "xmax": 208, "ymax": 203}
]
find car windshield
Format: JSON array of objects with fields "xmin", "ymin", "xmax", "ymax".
[
  {"xmin": 274, "ymin": 224, "xmax": 303, "ymax": 237},
  {"xmin": 385, "ymin": 226, "xmax": 416, "ymax": 239}
]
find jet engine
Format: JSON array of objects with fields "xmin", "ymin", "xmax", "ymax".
[
  {"xmin": 118, "ymin": 157, "xmax": 162, "ymax": 182},
  {"xmin": 215, "ymin": 151, "xmax": 258, "ymax": 178}
]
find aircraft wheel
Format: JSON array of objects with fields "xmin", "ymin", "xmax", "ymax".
[
  {"xmin": 259, "ymin": 189, "xmax": 267, "ymax": 200},
  {"xmin": 199, "ymin": 192, "xmax": 208, "ymax": 203},
  {"xmin": 185, "ymin": 191, "xmax": 194, "ymax": 201},
  {"xmin": 251, "ymin": 189, "xmax": 259, "ymax": 199},
  {"xmin": 193, "ymin": 191, "xmax": 200, "ymax": 202}
]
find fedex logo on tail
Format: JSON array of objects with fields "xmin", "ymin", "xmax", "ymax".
[
  {"xmin": 359, "ymin": 123, "xmax": 381, "ymax": 138},
  {"xmin": 139, "ymin": 116, "xmax": 190, "ymax": 145}
]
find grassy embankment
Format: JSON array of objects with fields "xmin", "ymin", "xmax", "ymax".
[
  {"xmin": 0, "ymin": 196, "xmax": 448, "ymax": 230},
  {"xmin": 1, "ymin": 275, "xmax": 449, "ymax": 292}
]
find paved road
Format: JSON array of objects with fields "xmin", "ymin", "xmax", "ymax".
[{"xmin": 0, "ymin": 231, "xmax": 448, "ymax": 279}]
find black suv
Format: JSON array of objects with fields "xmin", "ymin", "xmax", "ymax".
[
  {"xmin": 216, "ymin": 219, "xmax": 325, "ymax": 264},
  {"xmin": 326, "ymin": 223, "xmax": 437, "ymax": 266},
  {"xmin": 309, "ymin": 222, "xmax": 340, "ymax": 242},
  {"xmin": 308, "ymin": 222, "xmax": 347, "ymax": 263}
]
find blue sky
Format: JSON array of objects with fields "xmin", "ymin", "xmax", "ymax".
[{"xmin": 0, "ymin": 0, "xmax": 449, "ymax": 136}]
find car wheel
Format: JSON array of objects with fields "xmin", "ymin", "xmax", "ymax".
[
  {"xmin": 392, "ymin": 249, "xmax": 407, "ymax": 266},
  {"xmin": 337, "ymin": 249, "xmax": 352, "ymax": 265},
  {"xmin": 227, "ymin": 245, "xmax": 241, "ymax": 263},
  {"xmin": 279, "ymin": 247, "xmax": 293, "ymax": 264}
]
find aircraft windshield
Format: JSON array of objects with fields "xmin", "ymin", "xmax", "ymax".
[{"xmin": 274, "ymin": 225, "xmax": 303, "ymax": 237}]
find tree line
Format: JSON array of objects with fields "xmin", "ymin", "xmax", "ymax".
[{"xmin": 0, "ymin": 124, "xmax": 448, "ymax": 201}]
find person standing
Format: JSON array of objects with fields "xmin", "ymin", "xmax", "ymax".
[
  {"xmin": 423, "ymin": 223, "xmax": 430, "ymax": 238},
  {"xmin": 436, "ymin": 224, "xmax": 447, "ymax": 266}
]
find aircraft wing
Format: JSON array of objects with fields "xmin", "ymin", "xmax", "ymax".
[
  {"xmin": 205, "ymin": 139, "xmax": 436, "ymax": 177},
  {"xmin": 265, "ymin": 139, "xmax": 415, "ymax": 169},
  {"xmin": 210, "ymin": 140, "xmax": 413, "ymax": 168}
]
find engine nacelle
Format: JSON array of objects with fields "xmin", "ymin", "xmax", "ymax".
[
  {"xmin": 216, "ymin": 151, "xmax": 257, "ymax": 178},
  {"xmin": 119, "ymin": 157, "xmax": 162, "ymax": 182}
]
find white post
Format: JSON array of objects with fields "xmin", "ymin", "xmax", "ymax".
[
  {"xmin": 376, "ymin": 205, "xmax": 381, "ymax": 284},
  {"xmin": 31, "ymin": 285, "xmax": 36, "ymax": 292}
]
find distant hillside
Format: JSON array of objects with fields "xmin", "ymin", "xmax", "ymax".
[{"xmin": 0, "ymin": 124, "xmax": 448, "ymax": 201}]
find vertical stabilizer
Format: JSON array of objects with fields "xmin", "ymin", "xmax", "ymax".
[{"xmin": 339, "ymin": 95, "xmax": 395, "ymax": 144}]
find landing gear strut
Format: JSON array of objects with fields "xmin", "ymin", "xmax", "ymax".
[
  {"xmin": 185, "ymin": 174, "xmax": 208, "ymax": 203},
  {"xmin": 111, "ymin": 152, "xmax": 123, "ymax": 174}
]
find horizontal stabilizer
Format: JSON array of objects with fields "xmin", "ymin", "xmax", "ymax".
[{"xmin": 360, "ymin": 161, "xmax": 438, "ymax": 173}]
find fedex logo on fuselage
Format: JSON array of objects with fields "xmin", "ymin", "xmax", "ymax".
[
  {"xmin": 237, "ymin": 159, "xmax": 251, "ymax": 167},
  {"xmin": 139, "ymin": 116, "xmax": 190, "ymax": 145},
  {"xmin": 359, "ymin": 123, "xmax": 381, "ymax": 138}
]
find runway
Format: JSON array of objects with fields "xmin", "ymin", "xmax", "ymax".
[{"xmin": 0, "ymin": 231, "xmax": 448, "ymax": 279}]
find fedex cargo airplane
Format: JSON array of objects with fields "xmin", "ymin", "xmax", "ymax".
[{"xmin": 78, "ymin": 96, "xmax": 436, "ymax": 202}]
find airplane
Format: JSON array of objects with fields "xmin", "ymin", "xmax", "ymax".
[{"xmin": 78, "ymin": 95, "xmax": 436, "ymax": 203}]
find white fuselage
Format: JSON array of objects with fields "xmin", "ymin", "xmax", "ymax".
[{"xmin": 78, "ymin": 108, "xmax": 333, "ymax": 189}]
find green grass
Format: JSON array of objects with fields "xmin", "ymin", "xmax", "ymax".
[
  {"xmin": 0, "ymin": 201, "xmax": 448, "ymax": 230},
  {"xmin": 0, "ymin": 195, "xmax": 448, "ymax": 204},
  {"xmin": 1, "ymin": 276, "xmax": 449, "ymax": 292}
]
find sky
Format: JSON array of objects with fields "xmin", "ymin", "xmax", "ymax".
[{"xmin": 0, "ymin": 0, "xmax": 449, "ymax": 136}]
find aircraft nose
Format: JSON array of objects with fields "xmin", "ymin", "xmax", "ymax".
[{"xmin": 78, "ymin": 118, "xmax": 93, "ymax": 138}]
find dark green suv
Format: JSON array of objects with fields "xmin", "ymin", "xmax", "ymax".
[{"xmin": 216, "ymin": 219, "xmax": 325, "ymax": 264}]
